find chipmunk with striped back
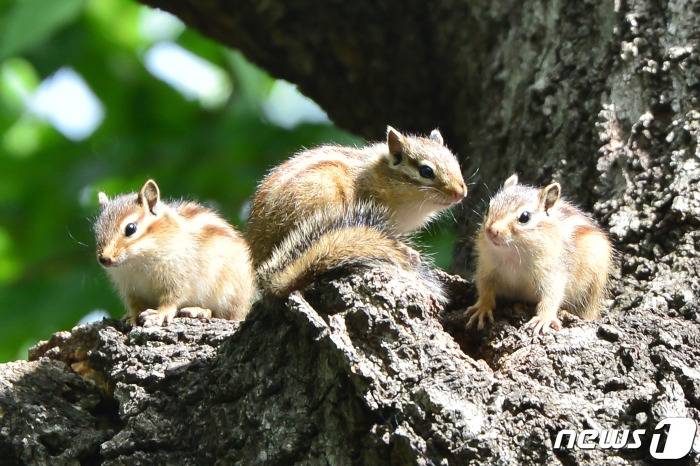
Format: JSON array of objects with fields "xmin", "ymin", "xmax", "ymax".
[
  {"xmin": 465, "ymin": 174, "xmax": 613, "ymax": 335},
  {"xmin": 248, "ymin": 126, "xmax": 467, "ymax": 296},
  {"xmin": 95, "ymin": 180, "xmax": 255, "ymax": 326}
]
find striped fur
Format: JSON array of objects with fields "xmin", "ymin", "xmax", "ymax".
[
  {"xmin": 257, "ymin": 201, "xmax": 446, "ymax": 302},
  {"xmin": 247, "ymin": 127, "xmax": 467, "ymax": 268},
  {"xmin": 467, "ymin": 174, "xmax": 613, "ymax": 333},
  {"xmin": 95, "ymin": 180, "xmax": 255, "ymax": 325}
]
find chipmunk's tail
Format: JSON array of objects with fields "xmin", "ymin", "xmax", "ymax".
[{"xmin": 256, "ymin": 201, "xmax": 445, "ymax": 301}]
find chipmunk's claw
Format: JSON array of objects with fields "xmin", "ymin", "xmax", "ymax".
[
  {"xmin": 178, "ymin": 307, "xmax": 213, "ymax": 320},
  {"xmin": 525, "ymin": 314, "xmax": 562, "ymax": 336},
  {"xmin": 464, "ymin": 304, "xmax": 494, "ymax": 330},
  {"xmin": 140, "ymin": 308, "xmax": 178, "ymax": 326}
]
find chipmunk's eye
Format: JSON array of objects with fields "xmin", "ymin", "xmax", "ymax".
[
  {"xmin": 124, "ymin": 223, "xmax": 137, "ymax": 237},
  {"xmin": 418, "ymin": 165, "xmax": 435, "ymax": 179},
  {"xmin": 518, "ymin": 211, "xmax": 531, "ymax": 224}
]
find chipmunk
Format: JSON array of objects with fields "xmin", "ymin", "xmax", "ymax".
[
  {"xmin": 257, "ymin": 200, "xmax": 446, "ymax": 301},
  {"xmin": 247, "ymin": 126, "xmax": 467, "ymax": 267},
  {"xmin": 465, "ymin": 174, "xmax": 612, "ymax": 335},
  {"xmin": 94, "ymin": 179, "xmax": 255, "ymax": 326}
]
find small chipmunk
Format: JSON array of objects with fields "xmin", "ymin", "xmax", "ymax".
[
  {"xmin": 247, "ymin": 126, "xmax": 467, "ymax": 266},
  {"xmin": 257, "ymin": 201, "xmax": 446, "ymax": 301},
  {"xmin": 94, "ymin": 179, "xmax": 255, "ymax": 326},
  {"xmin": 465, "ymin": 174, "xmax": 612, "ymax": 335}
]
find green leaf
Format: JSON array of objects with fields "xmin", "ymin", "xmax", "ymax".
[
  {"xmin": 0, "ymin": 57, "xmax": 40, "ymax": 114},
  {"xmin": 84, "ymin": 0, "xmax": 145, "ymax": 50},
  {"xmin": 2, "ymin": 116, "xmax": 44, "ymax": 157},
  {"xmin": 227, "ymin": 50, "xmax": 275, "ymax": 107},
  {"xmin": 0, "ymin": 0, "xmax": 85, "ymax": 60}
]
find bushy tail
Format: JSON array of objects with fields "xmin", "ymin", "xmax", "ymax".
[{"xmin": 256, "ymin": 201, "xmax": 444, "ymax": 300}]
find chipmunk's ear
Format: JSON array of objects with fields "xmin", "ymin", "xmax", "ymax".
[
  {"xmin": 429, "ymin": 129, "xmax": 444, "ymax": 145},
  {"xmin": 139, "ymin": 179, "xmax": 160, "ymax": 214},
  {"xmin": 97, "ymin": 192, "xmax": 108, "ymax": 207},
  {"xmin": 386, "ymin": 126, "xmax": 405, "ymax": 164},
  {"xmin": 503, "ymin": 173, "xmax": 519, "ymax": 188},
  {"xmin": 540, "ymin": 182, "xmax": 561, "ymax": 211}
]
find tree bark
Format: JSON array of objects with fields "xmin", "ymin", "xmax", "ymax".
[{"xmin": 2, "ymin": 0, "xmax": 700, "ymax": 464}]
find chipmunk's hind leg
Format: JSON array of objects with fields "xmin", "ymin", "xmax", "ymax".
[
  {"xmin": 140, "ymin": 305, "xmax": 178, "ymax": 326},
  {"xmin": 178, "ymin": 307, "xmax": 213, "ymax": 319},
  {"xmin": 577, "ymin": 281, "xmax": 605, "ymax": 320},
  {"xmin": 572, "ymin": 228, "xmax": 612, "ymax": 320}
]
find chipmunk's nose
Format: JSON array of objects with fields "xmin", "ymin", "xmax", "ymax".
[
  {"xmin": 486, "ymin": 226, "xmax": 500, "ymax": 240},
  {"xmin": 449, "ymin": 183, "xmax": 468, "ymax": 203},
  {"xmin": 98, "ymin": 255, "xmax": 114, "ymax": 267}
]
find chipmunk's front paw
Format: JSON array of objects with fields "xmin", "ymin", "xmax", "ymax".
[
  {"xmin": 464, "ymin": 303, "xmax": 494, "ymax": 330},
  {"xmin": 140, "ymin": 308, "xmax": 177, "ymax": 326},
  {"xmin": 178, "ymin": 307, "xmax": 212, "ymax": 320},
  {"xmin": 525, "ymin": 313, "xmax": 562, "ymax": 335}
]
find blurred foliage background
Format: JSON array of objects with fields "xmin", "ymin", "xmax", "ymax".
[{"xmin": 0, "ymin": 0, "xmax": 457, "ymax": 362}]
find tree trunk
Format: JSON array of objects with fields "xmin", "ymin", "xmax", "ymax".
[{"xmin": 2, "ymin": 0, "xmax": 699, "ymax": 464}]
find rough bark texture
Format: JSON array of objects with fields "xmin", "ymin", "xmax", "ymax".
[{"xmin": 2, "ymin": 0, "xmax": 700, "ymax": 464}]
